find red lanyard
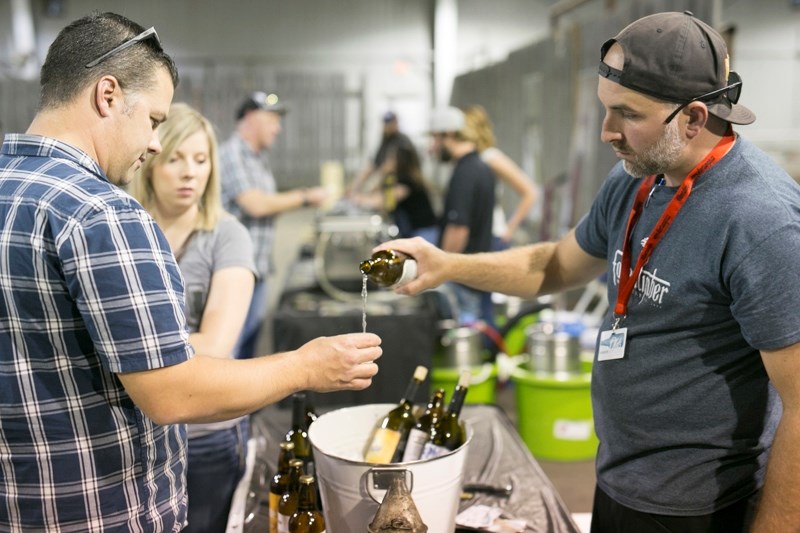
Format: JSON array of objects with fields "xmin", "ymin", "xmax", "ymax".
[{"xmin": 613, "ymin": 132, "xmax": 735, "ymax": 326}]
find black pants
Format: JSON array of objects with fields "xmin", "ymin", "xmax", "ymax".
[{"xmin": 590, "ymin": 485, "xmax": 759, "ymax": 533}]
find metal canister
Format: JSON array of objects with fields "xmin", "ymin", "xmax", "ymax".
[
  {"xmin": 526, "ymin": 322, "xmax": 581, "ymax": 378},
  {"xmin": 439, "ymin": 326, "xmax": 484, "ymax": 368}
]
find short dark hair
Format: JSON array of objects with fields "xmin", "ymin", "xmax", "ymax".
[{"xmin": 39, "ymin": 12, "xmax": 179, "ymax": 110}]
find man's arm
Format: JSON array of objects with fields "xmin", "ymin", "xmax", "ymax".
[
  {"xmin": 235, "ymin": 186, "xmax": 327, "ymax": 219},
  {"xmin": 750, "ymin": 342, "xmax": 800, "ymax": 531},
  {"xmin": 117, "ymin": 332, "xmax": 382, "ymax": 425},
  {"xmin": 377, "ymin": 227, "xmax": 605, "ymax": 299},
  {"xmin": 346, "ymin": 162, "xmax": 377, "ymax": 196},
  {"xmin": 439, "ymin": 224, "xmax": 469, "ymax": 253}
]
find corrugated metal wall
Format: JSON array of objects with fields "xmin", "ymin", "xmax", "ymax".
[
  {"xmin": 173, "ymin": 66, "xmax": 349, "ymax": 190},
  {"xmin": 450, "ymin": 0, "xmax": 713, "ymax": 241}
]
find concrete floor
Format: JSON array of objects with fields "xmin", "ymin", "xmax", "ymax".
[{"xmin": 259, "ymin": 208, "xmax": 597, "ymax": 520}]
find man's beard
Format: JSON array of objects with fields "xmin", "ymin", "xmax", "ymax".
[
  {"xmin": 621, "ymin": 120, "xmax": 685, "ymax": 177},
  {"xmin": 438, "ymin": 146, "xmax": 453, "ymax": 162}
]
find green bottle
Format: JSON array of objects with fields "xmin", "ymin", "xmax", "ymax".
[
  {"xmin": 420, "ymin": 370, "xmax": 470, "ymax": 459},
  {"xmin": 277, "ymin": 459, "xmax": 305, "ymax": 533},
  {"xmin": 269, "ymin": 441, "xmax": 295, "ymax": 533},
  {"xmin": 288, "ymin": 475, "xmax": 326, "ymax": 533},
  {"xmin": 286, "ymin": 393, "xmax": 312, "ymax": 468},
  {"xmin": 363, "ymin": 365, "xmax": 428, "ymax": 463},
  {"xmin": 402, "ymin": 388, "xmax": 446, "ymax": 462}
]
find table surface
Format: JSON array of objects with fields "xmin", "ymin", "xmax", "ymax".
[{"xmin": 238, "ymin": 403, "xmax": 580, "ymax": 533}]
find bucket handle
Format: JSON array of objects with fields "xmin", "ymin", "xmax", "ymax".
[{"xmin": 365, "ymin": 467, "xmax": 413, "ymax": 504}]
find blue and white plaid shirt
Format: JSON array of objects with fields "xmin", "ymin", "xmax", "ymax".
[
  {"xmin": 219, "ymin": 134, "xmax": 276, "ymax": 278},
  {"xmin": 0, "ymin": 134, "xmax": 193, "ymax": 532}
]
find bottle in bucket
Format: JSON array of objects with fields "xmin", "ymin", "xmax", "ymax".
[
  {"xmin": 286, "ymin": 393, "xmax": 313, "ymax": 468},
  {"xmin": 402, "ymin": 388, "xmax": 446, "ymax": 462},
  {"xmin": 304, "ymin": 392, "xmax": 318, "ymax": 428},
  {"xmin": 269, "ymin": 441, "xmax": 295, "ymax": 533},
  {"xmin": 363, "ymin": 365, "xmax": 428, "ymax": 463},
  {"xmin": 288, "ymin": 475, "xmax": 325, "ymax": 533},
  {"xmin": 421, "ymin": 370, "xmax": 470, "ymax": 459},
  {"xmin": 278, "ymin": 459, "xmax": 305, "ymax": 533},
  {"xmin": 359, "ymin": 249, "xmax": 417, "ymax": 288}
]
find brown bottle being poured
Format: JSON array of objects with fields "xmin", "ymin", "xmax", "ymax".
[{"xmin": 360, "ymin": 249, "xmax": 417, "ymax": 288}]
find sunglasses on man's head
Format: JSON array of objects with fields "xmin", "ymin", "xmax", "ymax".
[
  {"xmin": 663, "ymin": 71, "xmax": 743, "ymax": 124},
  {"xmin": 85, "ymin": 27, "xmax": 162, "ymax": 69}
]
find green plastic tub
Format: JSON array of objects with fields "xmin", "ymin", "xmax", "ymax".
[{"xmin": 512, "ymin": 367, "xmax": 598, "ymax": 461}]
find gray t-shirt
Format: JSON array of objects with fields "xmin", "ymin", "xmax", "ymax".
[
  {"xmin": 181, "ymin": 215, "xmax": 257, "ymax": 438},
  {"xmin": 575, "ymin": 136, "xmax": 800, "ymax": 515}
]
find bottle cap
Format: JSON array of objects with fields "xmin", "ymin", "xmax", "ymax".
[{"xmin": 413, "ymin": 366, "xmax": 429, "ymax": 381}]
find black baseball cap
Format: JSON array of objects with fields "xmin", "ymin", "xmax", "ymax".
[
  {"xmin": 599, "ymin": 11, "xmax": 755, "ymax": 125},
  {"xmin": 236, "ymin": 91, "xmax": 287, "ymax": 120}
]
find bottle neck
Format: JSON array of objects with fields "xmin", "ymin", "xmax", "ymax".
[
  {"xmin": 278, "ymin": 449, "xmax": 294, "ymax": 471},
  {"xmin": 292, "ymin": 394, "xmax": 307, "ymax": 431},
  {"xmin": 298, "ymin": 481, "xmax": 318, "ymax": 510},
  {"xmin": 401, "ymin": 379, "xmax": 421, "ymax": 408},
  {"xmin": 447, "ymin": 385, "xmax": 467, "ymax": 418},
  {"xmin": 287, "ymin": 467, "xmax": 303, "ymax": 491}
]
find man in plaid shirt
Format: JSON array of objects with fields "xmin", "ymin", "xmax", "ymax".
[
  {"xmin": 219, "ymin": 93, "xmax": 328, "ymax": 359},
  {"xmin": 0, "ymin": 13, "xmax": 382, "ymax": 532}
]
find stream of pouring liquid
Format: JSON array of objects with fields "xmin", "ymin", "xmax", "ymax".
[{"xmin": 361, "ymin": 274, "xmax": 368, "ymax": 334}]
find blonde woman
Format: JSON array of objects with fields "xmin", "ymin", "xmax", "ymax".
[
  {"xmin": 463, "ymin": 105, "xmax": 537, "ymax": 249},
  {"xmin": 131, "ymin": 103, "xmax": 256, "ymax": 533}
]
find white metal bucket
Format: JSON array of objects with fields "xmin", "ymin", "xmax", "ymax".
[{"xmin": 308, "ymin": 403, "xmax": 471, "ymax": 533}]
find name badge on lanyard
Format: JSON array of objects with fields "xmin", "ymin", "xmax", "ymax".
[
  {"xmin": 598, "ymin": 327, "xmax": 627, "ymax": 361},
  {"xmin": 598, "ymin": 132, "xmax": 735, "ymax": 362}
]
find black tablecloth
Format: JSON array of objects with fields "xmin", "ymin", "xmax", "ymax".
[{"xmin": 240, "ymin": 403, "xmax": 580, "ymax": 533}]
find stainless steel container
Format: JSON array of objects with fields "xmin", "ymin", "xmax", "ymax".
[
  {"xmin": 525, "ymin": 323, "xmax": 582, "ymax": 378},
  {"xmin": 439, "ymin": 326, "xmax": 485, "ymax": 368}
]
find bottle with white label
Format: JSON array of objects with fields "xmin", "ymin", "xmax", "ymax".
[
  {"xmin": 421, "ymin": 370, "xmax": 470, "ymax": 460},
  {"xmin": 359, "ymin": 249, "xmax": 417, "ymax": 289},
  {"xmin": 363, "ymin": 365, "xmax": 428, "ymax": 463},
  {"xmin": 402, "ymin": 388, "xmax": 446, "ymax": 462}
]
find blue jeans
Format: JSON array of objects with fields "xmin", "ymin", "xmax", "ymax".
[
  {"xmin": 185, "ymin": 418, "xmax": 249, "ymax": 533},
  {"xmin": 446, "ymin": 282, "xmax": 484, "ymax": 325},
  {"xmin": 233, "ymin": 280, "xmax": 268, "ymax": 359}
]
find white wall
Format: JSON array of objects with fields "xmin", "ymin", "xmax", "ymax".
[{"xmin": 721, "ymin": 0, "xmax": 800, "ymax": 175}]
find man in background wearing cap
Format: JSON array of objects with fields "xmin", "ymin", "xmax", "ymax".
[
  {"xmin": 347, "ymin": 110, "xmax": 416, "ymax": 196},
  {"xmin": 429, "ymin": 106, "xmax": 495, "ymax": 325},
  {"xmin": 376, "ymin": 11, "xmax": 800, "ymax": 531},
  {"xmin": 220, "ymin": 91, "xmax": 327, "ymax": 359}
]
